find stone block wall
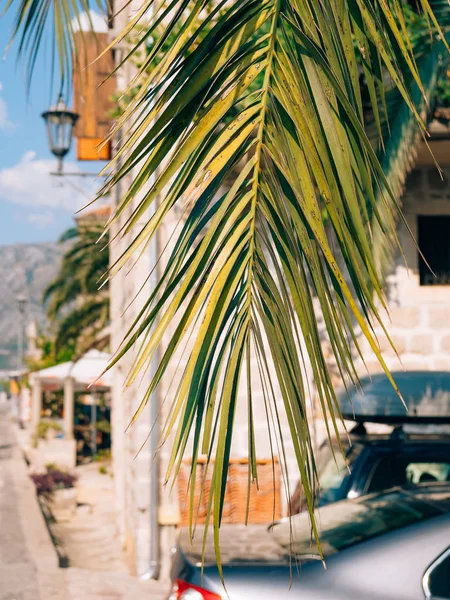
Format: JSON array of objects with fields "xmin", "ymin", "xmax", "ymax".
[
  {"xmin": 352, "ymin": 165, "xmax": 450, "ymax": 376},
  {"xmin": 109, "ymin": 4, "xmax": 155, "ymax": 575},
  {"xmin": 108, "ymin": 58, "xmax": 450, "ymax": 579}
]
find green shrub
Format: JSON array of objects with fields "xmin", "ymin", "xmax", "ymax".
[
  {"xmin": 96, "ymin": 419, "xmax": 111, "ymax": 434},
  {"xmin": 93, "ymin": 448, "xmax": 111, "ymax": 462},
  {"xmin": 32, "ymin": 420, "xmax": 63, "ymax": 447}
]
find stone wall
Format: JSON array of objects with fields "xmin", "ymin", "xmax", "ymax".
[
  {"xmin": 109, "ymin": 0, "xmax": 155, "ymax": 576},
  {"xmin": 108, "ymin": 35, "xmax": 450, "ymax": 579},
  {"xmin": 353, "ymin": 164, "xmax": 450, "ymax": 375}
]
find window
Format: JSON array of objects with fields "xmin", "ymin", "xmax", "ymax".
[
  {"xmin": 424, "ymin": 547, "xmax": 450, "ymax": 599},
  {"xmin": 289, "ymin": 441, "xmax": 362, "ymax": 513},
  {"xmin": 418, "ymin": 216, "xmax": 450, "ymax": 286},
  {"xmin": 316, "ymin": 442, "xmax": 362, "ymax": 505},
  {"xmin": 406, "ymin": 462, "xmax": 450, "ymax": 484},
  {"xmin": 367, "ymin": 456, "xmax": 450, "ymax": 494}
]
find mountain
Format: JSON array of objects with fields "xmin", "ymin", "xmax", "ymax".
[{"xmin": 0, "ymin": 243, "xmax": 62, "ymax": 370}]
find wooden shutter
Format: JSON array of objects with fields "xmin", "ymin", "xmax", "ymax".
[{"xmin": 73, "ymin": 32, "xmax": 115, "ymax": 161}]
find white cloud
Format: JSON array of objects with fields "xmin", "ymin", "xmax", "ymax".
[
  {"xmin": 0, "ymin": 97, "xmax": 14, "ymax": 132},
  {"xmin": 72, "ymin": 10, "xmax": 108, "ymax": 33},
  {"xmin": 26, "ymin": 211, "xmax": 55, "ymax": 228},
  {"xmin": 0, "ymin": 151, "xmax": 95, "ymax": 212}
]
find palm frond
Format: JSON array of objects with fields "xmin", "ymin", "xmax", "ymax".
[
  {"xmin": 54, "ymin": 295, "xmax": 109, "ymax": 353},
  {"xmin": 44, "ymin": 224, "xmax": 109, "ymax": 315},
  {"xmin": 100, "ymin": 0, "xmax": 448, "ymax": 571},
  {"xmin": 44, "ymin": 223, "xmax": 110, "ymax": 353},
  {"xmin": 2, "ymin": 0, "xmax": 108, "ymax": 91}
]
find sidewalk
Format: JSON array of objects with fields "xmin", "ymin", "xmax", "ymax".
[
  {"xmin": 2, "ymin": 405, "xmax": 168, "ymax": 600},
  {"xmin": 51, "ymin": 461, "xmax": 129, "ymax": 573},
  {"xmin": 0, "ymin": 403, "xmax": 66, "ymax": 600},
  {"xmin": 51, "ymin": 461, "xmax": 169, "ymax": 598}
]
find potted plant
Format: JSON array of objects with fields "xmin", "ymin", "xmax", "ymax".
[
  {"xmin": 32, "ymin": 420, "xmax": 76, "ymax": 469},
  {"xmin": 30, "ymin": 465, "xmax": 78, "ymax": 522},
  {"xmin": 32, "ymin": 419, "xmax": 63, "ymax": 447}
]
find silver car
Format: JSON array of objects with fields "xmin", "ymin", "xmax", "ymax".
[{"xmin": 167, "ymin": 483, "xmax": 450, "ymax": 600}]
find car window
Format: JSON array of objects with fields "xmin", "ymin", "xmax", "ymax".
[
  {"xmin": 423, "ymin": 547, "xmax": 450, "ymax": 599},
  {"xmin": 407, "ymin": 463, "xmax": 450, "ymax": 484},
  {"xmin": 289, "ymin": 442, "xmax": 362, "ymax": 514},
  {"xmin": 317, "ymin": 443, "xmax": 362, "ymax": 504},
  {"xmin": 273, "ymin": 491, "xmax": 445, "ymax": 559},
  {"xmin": 367, "ymin": 457, "xmax": 450, "ymax": 494},
  {"xmin": 318, "ymin": 447, "xmax": 349, "ymax": 501}
]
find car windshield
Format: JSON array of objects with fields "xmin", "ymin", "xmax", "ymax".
[{"xmin": 273, "ymin": 490, "xmax": 446, "ymax": 559}]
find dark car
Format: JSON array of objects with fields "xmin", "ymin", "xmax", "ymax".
[
  {"xmin": 290, "ymin": 371, "xmax": 450, "ymax": 513},
  {"xmin": 289, "ymin": 425, "xmax": 450, "ymax": 513},
  {"xmin": 167, "ymin": 483, "xmax": 450, "ymax": 600}
]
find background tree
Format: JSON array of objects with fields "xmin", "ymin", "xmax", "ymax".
[{"xmin": 43, "ymin": 222, "xmax": 110, "ymax": 359}]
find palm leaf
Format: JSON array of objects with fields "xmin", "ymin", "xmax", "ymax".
[
  {"xmin": 99, "ymin": 0, "xmax": 448, "ymax": 571},
  {"xmin": 44, "ymin": 224, "xmax": 109, "ymax": 313},
  {"xmin": 5, "ymin": 0, "xmax": 448, "ymax": 570},
  {"xmin": 44, "ymin": 223, "xmax": 110, "ymax": 353},
  {"xmin": 2, "ymin": 0, "xmax": 107, "ymax": 91},
  {"xmin": 54, "ymin": 295, "xmax": 109, "ymax": 353}
]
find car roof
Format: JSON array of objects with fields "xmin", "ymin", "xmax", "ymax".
[
  {"xmin": 346, "ymin": 431, "xmax": 450, "ymax": 446},
  {"xmin": 178, "ymin": 483, "xmax": 450, "ymax": 567},
  {"xmin": 327, "ymin": 421, "xmax": 450, "ymax": 447}
]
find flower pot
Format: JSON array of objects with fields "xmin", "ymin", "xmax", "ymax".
[
  {"xmin": 36, "ymin": 438, "xmax": 77, "ymax": 469},
  {"xmin": 50, "ymin": 487, "xmax": 77, "ymax": 522}
]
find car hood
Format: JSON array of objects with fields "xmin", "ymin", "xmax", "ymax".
[{"xmin": 178, "ymin": 524, "xmax": 290, "ymax": 567}]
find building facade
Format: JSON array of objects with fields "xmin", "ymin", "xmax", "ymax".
[
  {"xmin": 106, "ymin": 10, "xmax": 450, "ymax": 581},
  {"xmin": 353, "ymin": 134, "xmax": 450, "ymax": 377}
]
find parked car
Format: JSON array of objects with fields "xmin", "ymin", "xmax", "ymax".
[
  {"xmin": 167, "ymin": 483, "xmax": 450, "ymax": 600},
  {"xmin": 290, "ymin": 371, "xmax": 450, "ymax": 513},
  {"xmin": 289, "ymin": 424, "xmax": 450, "ymax": 513}
]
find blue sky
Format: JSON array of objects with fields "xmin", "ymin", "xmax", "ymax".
[{"xmin": 0, "ymin": 9, "xmax": 106, "ymax": 246}]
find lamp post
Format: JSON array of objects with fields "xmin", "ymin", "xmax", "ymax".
[
  {"xmin": 15, "ymin": 296, "xmax": 27, "ymax": 423},
  {"xmin": 16, "ymin": 296, "xmax": 27, "ymax": 372},
  {"xmin": 41, "ymin": 95, "xmax": 79, "ymax": 175}
]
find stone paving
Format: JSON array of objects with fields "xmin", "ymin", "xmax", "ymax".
[
  {"xmin": 52, "ymin": 461, "xmax": 129, "ymax": 573},
  {"xmin": 51, "ymin": 461, "xmax": 169, "ymax": 598},
  {"xmin": 64, "ymin": 568, "xmax": 167, "ymax": 599},
  {"xmin": 0, "ymin": 403, "xmax": 168, "ymax": 600},
  {"xmin": 0, "ymin": 406, "xmax": 40, "ymax": 600}
]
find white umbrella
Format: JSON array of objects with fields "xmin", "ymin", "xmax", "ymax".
[{"xmin": 30, "ymin": 349, "xmax": 112, "ymax": 389}]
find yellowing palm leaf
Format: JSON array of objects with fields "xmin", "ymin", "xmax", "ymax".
[{"xmin": 99, "ymin": 0, "xmax": 448, "ymax": 572}]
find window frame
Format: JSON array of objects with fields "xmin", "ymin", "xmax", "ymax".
[{"xmin": 423, "ymin": 546, "xmax": 450, "ymax": 600}]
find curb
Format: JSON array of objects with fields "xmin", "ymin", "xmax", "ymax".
[
  {"xmin": 38, "ymin": 496, "xmax": 70, "ymax": 568},
  {"xmin": 12, "ymin": 423, "xmax": 68, "ymax": 599}
]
